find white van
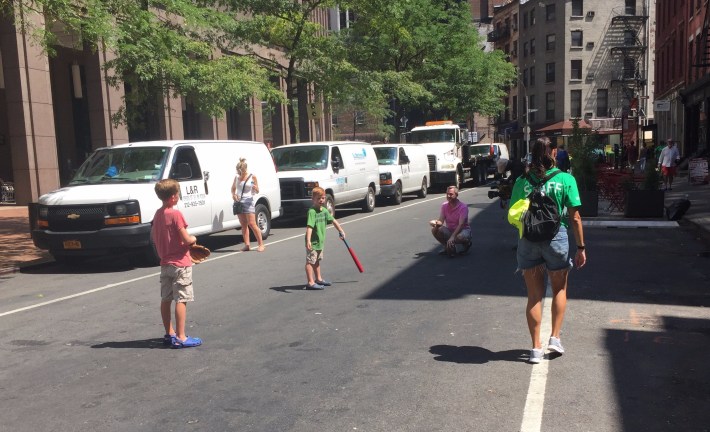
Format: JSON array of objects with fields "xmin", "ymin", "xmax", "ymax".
[
  {"xmin": 372, "ymin": 144, "xmax": 430, "ymax": 204},
  {"xmin": 271, "ymin": 141, "xmax": 380, "ymax": 217},
  {"xmin": 31, "ymin": 140, "xmax": 281, "ymax": 264}
]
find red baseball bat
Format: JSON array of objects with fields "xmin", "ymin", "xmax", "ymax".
[{"xmin": 340, "ymin": 236, "xmax": 364, "ymax": 273}]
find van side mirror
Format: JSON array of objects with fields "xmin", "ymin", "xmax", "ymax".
[
  {"xmin": 400, "ymin": 155, "xmax": 410, "ymax": 164},
  {"xmin": 171, "ymin": 163, "xmax": 192, "ymax": 180},
  {"xmin": 331, "ymin": 156, "xmax": 341, "ymax": 171}
]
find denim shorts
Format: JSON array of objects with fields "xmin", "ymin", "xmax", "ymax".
[{"xmin": 516, "ymin": 228, "xmax": 572, "ymax": 271}]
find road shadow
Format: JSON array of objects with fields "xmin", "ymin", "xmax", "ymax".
[
  {"xmin": 90, "ymin": 338, "xmax": 169, "ymax": 349},
  {"xmin": 269, "ymin": 284, "xmax": 308, "ymax": 293},
  {"xmin": 430, "ymin": 345, "xmax": 529, "ymax": 364},
  {"xmin": 606, "ymin": 315, "xmax": 710, "ymax": 431}
]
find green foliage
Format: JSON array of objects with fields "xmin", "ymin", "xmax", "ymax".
[
  {"xmin": 642, "ymin": 155, "xmax": 662, "ymax": 190},
  {"xmin": 343, "ymin": 0, "xmax": 516, "ymax": 121},
  {"xmin": 568, "ymin": 118, "xmax": 601, "ymax": 191},
  {"xmin": 11, "ymin": 0, "xmax": 282, "ymax": 132}
]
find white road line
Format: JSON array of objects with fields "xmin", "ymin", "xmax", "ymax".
[
  {"xmin": 520, "ymin": 284, "xmax": 553, "ymax": 432},
  {"xmin": 0, "ymin": 190, "xmax": 464, "ymax": 318}
]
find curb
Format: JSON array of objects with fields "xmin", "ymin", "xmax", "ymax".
[{"xmin": 0, "ymin": 258, "xmax": 55, "ymax": 276}]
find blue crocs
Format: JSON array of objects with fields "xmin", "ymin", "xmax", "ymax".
[
  {"xmin": 163, "ymin": 333, "xmax": 176, "ymax": 346},
  {"xmin": 315, "ymin": 279, "xmax": 332, "ymax": 287},
  {"xmin": 172, "ymin": 336, "xmax": 202, "ymax": 348}
]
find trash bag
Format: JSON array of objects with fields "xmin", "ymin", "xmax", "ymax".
[{"xmin": 666, "ymin": 199, "xmax": 691, "ymax": 221}]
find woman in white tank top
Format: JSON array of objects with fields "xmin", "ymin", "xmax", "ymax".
[{"xmin": 231, "ymin": 158, "xmax": 265, "ymax": 252}]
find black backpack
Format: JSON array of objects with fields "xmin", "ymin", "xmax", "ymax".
[{"xmin": 523, "ymin": 170, "xmax": 562, "ymax": 242}]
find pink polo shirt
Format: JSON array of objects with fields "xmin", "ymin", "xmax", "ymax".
[{"xmin": 441, "ymin": 200, "xmax": 470, "ymax": 232}]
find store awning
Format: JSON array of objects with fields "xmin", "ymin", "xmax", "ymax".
[{"xmin": 533, "ymin": 119, "xmax": 592, "ymax": 137}]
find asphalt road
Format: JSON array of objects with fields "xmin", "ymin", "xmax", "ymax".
[{"xmin": 1, "ymin": 186, "xmax": 710, "ymax": 432}]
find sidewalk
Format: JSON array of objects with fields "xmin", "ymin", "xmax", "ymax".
[
  {"xmin": 1, "ymin": 174, "xmax": 709, "ymax": 275},
  {"xmin": 0, "ymin": 204, "xmax": 52, "ymax": 275}
]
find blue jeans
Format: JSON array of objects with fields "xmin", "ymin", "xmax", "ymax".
[{"xmin": 516, "ymin": 228, "xmax": 572, "ymax": 271}]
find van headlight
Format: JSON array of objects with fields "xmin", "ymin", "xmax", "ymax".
[
  {"xmin": 379, "ymin": 173, "xmax": 392, "ymax": 185},
  {"xmin": 305, "ymin": 181, "xmax": 319, "ymax": 197},
  {"xmin": 105, "ymin": 201, "xmax": 141, "ymax": 226},
  {"xmin": 441, "ymin": 164, "xmax": 455, "ymax": 169}
]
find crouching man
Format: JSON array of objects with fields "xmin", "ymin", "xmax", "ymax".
[{"xmin": 430, "ymin": 186, "xmax": 473, "ymax": 257}]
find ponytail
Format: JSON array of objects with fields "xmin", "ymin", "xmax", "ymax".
[{"xmin": 530, "ymin": 137, "xmax": 556, "ymax": 178}]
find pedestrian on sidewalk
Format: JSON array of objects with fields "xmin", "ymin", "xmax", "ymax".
[
  {"xmin": 509, "ymin": 137, "xmax": 587, "ymax": 364},
  {"xmin": 304, "ymin": 186, "xmax": 345, "ymax": 290},
  {"xmin": 659, "ymin": 139, "xmax": 681, "ymax": 190},
  {"xmin": 151, "ymin": 179, "xmax": 202, "ymax": 348}
]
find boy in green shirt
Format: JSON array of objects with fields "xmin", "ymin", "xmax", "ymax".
[{"xmin": 304, "ymin": 187, "xmax": 345, "ymax": 290}]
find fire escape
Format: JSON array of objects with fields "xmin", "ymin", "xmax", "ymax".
[
  {"xmin": 609, "ymin": 5, "xmax": 648, "ymax": 119},
  {"xmin": 692, "ymin": 2, "xmax": 710, "ymax": 68}
]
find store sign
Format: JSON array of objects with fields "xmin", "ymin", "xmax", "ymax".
[
  {"xmin": 688, "ymin": 158, "xmax": 709, "ymax": 185},
  {"xmin": 654, "ymin": 100, "xmax": 670, "ymax": 112}
]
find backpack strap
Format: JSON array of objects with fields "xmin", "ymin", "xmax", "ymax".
[{"xmin": 527, "ymin": 169, "xmax": 561, "ymax": 187}]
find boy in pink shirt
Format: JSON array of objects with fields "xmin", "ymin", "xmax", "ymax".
[
  {"xmin": 429, "ymin": 186, "xmax": 472, "ymax": 257},
  {"xmin": 151, "ymin": 179, "xmax": 202, "ymax": 348}
]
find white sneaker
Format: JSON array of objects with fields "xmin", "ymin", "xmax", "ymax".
[
  {"xmin": 528, "ymin": 348, "xmax": 544, "ymax": 364},
  {"xmin": 548, "ymin": 336, "xmax": 565, "ymax": 354}
]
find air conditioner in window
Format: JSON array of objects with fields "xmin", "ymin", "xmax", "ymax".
[
  {"xmin": 586, "ymin": 42, "xmax": 595, "ymax": 49},
  {"xmin": 587, "ymin": 73, "xmax": 595, "ymax": 80},
  {"xmin": 586, "ymin": 11, "xmax": 595, "ymax": 18}
]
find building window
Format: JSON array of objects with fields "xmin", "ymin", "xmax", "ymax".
[
  {"xmin": 546, "ymin": 92, "xmax": 555, "ymax": 120},
  {"xmin": 571, "ymin": 30, "xmax": 583, "ymax": 48},
  {"xmin": 624, "ymin": 30, "xmax": 635, "ymax": 46},
  {"xmin": 625, "ymin": 0, "xmax": 636, "ymax": 15},
  {"xmin": 597, "ymin": 89, "xmax": 608, "ymax": 117},
  {"xmin": 513, "ymin": 13, "xmax": 518, "ymax": 30},
  {"xmin": 546, "ymin": 34, "xmax": 556, "ymax": 51},
  {"xmin": 512, "ymin": 96, "xmax": 518, "ymax": 120},
  {"xmin": 523, "ymin": 68, "xmax": 529, "ymax": 86},
  {"xmin": 571, "ymin": 90, "xmax": 582, "ymax": 118},
  {"xmin": 355, "ymin": 111, "xmax": 365, "ymax": 125},
  {"xmin": 530, "ymin": 66, "xmax": 536, "ymax": 85},
  {"xmin": 530, "ymin": 38, "xmax": 536, "ymax": 55},
  {"xmin": 504, "ymin": 97, "xmax": 510, "ymax": 121},
  {"xmin": 546, "ymin": 4, "xmax": 556, "ymax": 21},
  {"xmin": 523, "ymin": 12, "xmax": 528, "ymax": 29},
  {"xmin": 523, "ymin": 41, "xmax": 529, "ymax": 57},
  {"xmin": 546, "ymin": 62, "xmax": 555, "ymax": 83},
  {"xmin": 531, "ymin": 8, "xmax": 536, "ymax": 25},
  {"xmin": 571, "ymin": 60, "xmax": 582, "ymax": 80},
  {"xmin": 529, "ymin": 95, "xmax": 536, "ymax": 122},
  {"xmin": 572, "ymin": 0, "xmax": 583, "ymax": 16},
  {"xmin": 513, "ymin": 40, "xmax": 518, "ymax": 57}
]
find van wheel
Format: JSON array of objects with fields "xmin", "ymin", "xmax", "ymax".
[
  {"xmin": 255, "ymin": 203, "xmax": 271, "ymax": 240},
  {"xmin": 326, "ymin": 194, "xmax": 335, "ymax": 217},
  {"xmin": 362, "ymin": 187, "xmax": 376, "ymax": 212},
  {"xmin": 417, "ymin": 177, "xmax": 428, "ymax": 198},
  {"xmin": 130, "ymin": 237, "xmax": 160, "ymax": 267},
  {"xmin": 393, "ymin": 182, "xmax": 403, "ymax": 205}
]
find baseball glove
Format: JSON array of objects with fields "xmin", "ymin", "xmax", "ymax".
[{"xmin": 190, "ymin": 244, "xmax": 211, "ymax": 264}]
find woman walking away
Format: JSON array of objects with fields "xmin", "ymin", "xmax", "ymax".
[
  {"xmin": 231, "ymin": 158, "xmax": 265, "ymax": 252},
  {"xmin": 509, "ymin": 137, "xmax": 587, "ymax": 364}
]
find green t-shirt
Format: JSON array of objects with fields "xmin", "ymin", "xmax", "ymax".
[
  {"xmin": 306, "ymin": 206, "xmax": 334, "ymax": 250},
  {"xmin": 509, "ymin": 168, "xmax": 582, "ymax": 228}
]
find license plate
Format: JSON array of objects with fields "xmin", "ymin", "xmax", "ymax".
[{"xmin": 63, "ymin": 240, "xmax": 82, "ymax": 250}]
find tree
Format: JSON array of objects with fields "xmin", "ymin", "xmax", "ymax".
[
  {"xmin": 343, "ymin": 0, "xmax": 516, "ymax": 126},
  {"xmin": 7, "ymin": 1, "xmax": 282, "ymax": 133},
  {"xmin": 222, "ymin": 0, "xmax": 361, "ymax": 142}
]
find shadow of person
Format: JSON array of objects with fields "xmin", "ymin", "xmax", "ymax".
[
  {"xmin": 91, "ymin": 338, "xmax": 168, "ymax": 349},
  {"xmin": 269, "ymin": 285, "xmax": 310, "ymax": 293},
  {"xmin": 430, "ymin": 345, "xmax": 528, "ymax": 364}
]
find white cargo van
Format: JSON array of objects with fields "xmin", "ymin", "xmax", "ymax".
[
  {"xmin": 271, "ymin": 141, "xmax": 380, "ymax": 217},
  {"xmin": 31, "ymin": 140, "xmax": 282, "ymax": 264},
  {"xmin": 372, "ymin": 144, "xmax": 430, "ymax": 204}
]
